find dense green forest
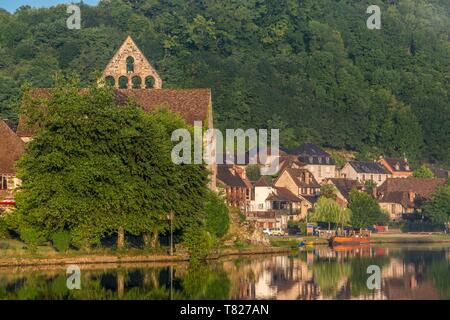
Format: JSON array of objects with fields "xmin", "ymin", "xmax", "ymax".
[{"xmin": 0, "ymin": 0, "xmax": 449, "ymax": 165}]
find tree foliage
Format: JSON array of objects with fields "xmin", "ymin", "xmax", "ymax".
[
  {"xmin": 348, "ymin": 189, "xmax": 384, "ymax": 229},
  {"xmin": 423, "ymin": 185, "xmax": 450, "ymax": 227},
  {"xmin": 0, "ymin": 0, "xmax": 449, "ymax": 165},
  {"xmin": 413, "ymin": 164, "xmax": 435, "ymax": 178},
  {"xmin": 13, "ymin": 78, "xmax": 210, "ymax": 251}
]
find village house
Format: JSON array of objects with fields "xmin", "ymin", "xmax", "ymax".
[
  {"xmin": 287, "ymin": 143, "xmax": 337, "ymax": 183},
  {"xmin": 376, "ymin": 178, "xmax": 447, "ymax": 220},
  {"xmin": 323, "ymin": 178, "xmax": 364, "ymax": 207},
  {"xmin": 0, "ymin": 120, "xmax": 25, "ymax": 211},
  {"xmin": 14, "ymin": 36, "xmax": 217, "ymax": 188},
  {"xmin": 271, "ymin": 167, "xmax": 320, "ymax": 217},
  {"xmin": 217, "ymin": 164, "xmax": 252, "ymax": 210},
  {"xmin": 340, "ymin": 161, "xmax": 391, "ymax": 186},
  {"xmin": 378, "ymin": 156, "xmax": 413, "ymax": 178}
]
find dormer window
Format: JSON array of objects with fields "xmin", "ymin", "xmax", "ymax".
[
  {"xmin": 325, "ymin": 157, "xmax": 330, "ymax": 164},
  {"xmin": 405, "ymin": 164, "xmax": 410, "ymax": 171},
  {"xmin": 318, "ymin": 157, "xmax": 322, "ymax": 164},
  {"xmin": 309, "ymin": 156, "xmax": 313, "ymax": 163},
  {"xmin": 395, "ymin": 163, "xmax": 400, "ymax": 171}
]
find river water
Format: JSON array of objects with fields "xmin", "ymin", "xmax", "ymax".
[{"xmin": 1, "ymin": 244, "xmax": 449, "ymax": 300}]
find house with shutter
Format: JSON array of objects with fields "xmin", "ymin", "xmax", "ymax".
[
  {"xmin": 287, "ymin": 143, "xmax": 337, "ymax": 183},
  {"xmin": 376, "ymin": 178, "xmax": 447, "ymax": 220},
  {"xmin": 340, "ymin": 161, "xmax": 392, "ymax": 186}
]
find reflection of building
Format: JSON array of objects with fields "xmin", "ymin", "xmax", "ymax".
[{"xmin": 223, "ymin": 246, "xmax": 449, "ymax": 300}]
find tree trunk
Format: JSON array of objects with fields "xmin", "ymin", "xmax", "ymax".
[
  {"xmin": 117, "ymin": 227, "xmax": 125, "ymax": 249},
  {"xmin": 143, "ymin": 233, "xmax": 152, "ymax": 248},
  {"xmin": 117, "ymin": 271, "xmax": 125, "ymax": 298},
  {"xmin": 150, "ymin": 230, "xmax": 159, "ymax": 248}
]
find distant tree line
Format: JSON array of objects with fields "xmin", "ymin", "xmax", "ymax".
[{"xmin": 0, "ymin": 0, "xmax": 449, "ymax": 166}]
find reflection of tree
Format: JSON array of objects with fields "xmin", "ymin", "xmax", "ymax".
[
  {"xmin": 182, "ymin": 263, "xmax": 230, "ymax": 299},
  {"xmin": 348, "ymin": 256, "xmax": 389, "ymax": 297},
  {"xmin": 311, "ymin": 260, "xmax": 351, "ymax": 298},
  {"xmin": 427, "ymin": 260, "xmax": 450, "ymax": 299}
]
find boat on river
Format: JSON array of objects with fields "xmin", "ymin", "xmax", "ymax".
[{"xmin": 328, "ymin": 230, "xmax": 371, "ymax": 246}]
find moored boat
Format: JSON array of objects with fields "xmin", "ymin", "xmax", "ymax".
[{"xmin": 328, "ymin": 230, "xmax": 371, "ymax": 246}]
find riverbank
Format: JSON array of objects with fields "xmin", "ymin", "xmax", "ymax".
[
  {"xmin": 0, "ymin": 239, "xmax": 292, "ymax": 268},
  {"xmin": 1, "ymin": 232, "xmax": 449, "ymax": 267},
  {"xmin": 269, "ymin": 232, "xmax": 450, "ymax": 247}
]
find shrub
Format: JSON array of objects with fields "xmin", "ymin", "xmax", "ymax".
[
  {"xmin": 19, "ymin": 226, "xmax": 43, "ymax": 253},
  {"xmin": 182, "ymin": 225, "xmax": 215, "ymax": 263},
  {"xmin": 400, "ymin": 221, "xmax": 443, "ymax": 233},
  {"xmin": 51, "ymin": 231, "xmax": 72, "ymax": 252},
  {"xmin": 0, "ymin": 218, "xmax": 10, "ymax": 239},
  {"xmin": 204, "ymin": 190, "xmax": 230, "ymax": 238}
]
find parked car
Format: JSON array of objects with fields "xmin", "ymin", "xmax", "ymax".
[
  {"xmin": 263, "ymin": 228, "xmax": 272, "ymax": 236},
  {"xmin": 271, "ymin": 228, "xmax": 286, "ymax": 236}
]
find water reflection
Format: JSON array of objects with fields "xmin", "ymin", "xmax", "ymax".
[{"xmin": 0, "ymin": 245, "xmax": 449, "ymax": 300}]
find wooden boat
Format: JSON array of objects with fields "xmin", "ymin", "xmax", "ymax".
[{"xmin": 328, "ymin": 231, "xmax": 370, "ymax": 246}]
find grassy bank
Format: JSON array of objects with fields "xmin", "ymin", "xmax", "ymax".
[{"xmin": 0, "ymin": 239, "xmax": 291, "ymax": 267}]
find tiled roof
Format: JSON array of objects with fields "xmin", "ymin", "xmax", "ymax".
[
  {"xmin": 254, "ymin": 176, "xmax": 270, "ymax": 187},
  {"xmin": 283, "ymin": 168, "xmax": 321, "ymax": 188},
  {"xmin": 378, "ymin": 178, "xmax": 446, "ymax": 198},
  {"xmin": 328, "ymin": 178, "xmax": 363, "ymax": 201},
  {"xmin": 349, "ymin": 161, "xmax": 389, "ymax": 174},
  {"xmin": 266, "ymin": 187, "xmax": 302, "ymax": 202},
  {"xmin": 289, "ymin": 143, "xmax": 330, "ymax": 157},
  {"xmin": 17, "ymin": 88, "xmax": 211, "ymax": 137},
  {"xmin": 0, "ymin": 120, "xmax": 25, "ymax": 174},
  {"xmin": 381, "ymin": 157, "xmax": 412, "ymax": 172},
  {"xmin": 217, "ymin": 164, "xmax": 249, "ymax": 188}
]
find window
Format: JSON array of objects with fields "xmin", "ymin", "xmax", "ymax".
[
  {"xmin": 362, "ymin": 174, "xmax": 366, "ymax": 181},
  {"xmin": 391, "ymin": 204, "xmax": 395, "ymax": 214},
  {"xmin": 126, "ymin": 56, "xmax": 134, "ymax": 73},
  {"xmin": 145, "ymin": 76, "xmax": 155, "ymax": 89},
  {"xmin": 370, "ymin": 175, "xmax": 374, "ymax": 181},
  {"xmin": 318, "ymin": 166, "xmax": 322, "ymax": 177},
  {"xmin": 309, "ymin": 156, "xmax": 313, "ymax": 163},
  {"xmin": 325, "ymin": 157, "xmax": 330, "ymax": 164},
  {"xmin": 258, "ymin": 203, "xmax": 264, "ymax": 209},
  {"xmin": 119, "ymin": 76, "xmax": 128, "ymax": 89},
  {"xmin": 131, "ymin": 76, "xmax": 142, "ymax": 89},
  {"xmin": 0, "ymin": 175, "xmax": 7, "ymax": 190},
  {"xmin": 105, "ymin": 76, "xmax": 115, "ymax": 87},
  {"xmin": 378, "ymin": 175, "xmax": 382, "ymax": 182}
]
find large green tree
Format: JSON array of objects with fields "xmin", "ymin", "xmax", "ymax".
[
  {"xmin": 13, "ymin": 79, "xmax": 209, "ymax": 250},
  {"xmin": 423, "ymin": 185, "xmax": 450, "ymax": 230},
  {"xmin": 348, "ymin": 189, "xmax": 385, "ymax": 230}
]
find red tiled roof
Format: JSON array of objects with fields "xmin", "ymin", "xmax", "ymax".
[
  {"xmin": 16, "ymin": 88, "xmax": 211, "ymax": 137},
  {"xmin": 0, "ymin": 120, "xmax": 25, "ymax": 174},
  {"xmin": 379, "ymin": 178, "xmax": 446, "ymax": 198}
]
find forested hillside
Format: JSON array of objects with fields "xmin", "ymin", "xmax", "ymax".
[{"xmin": 0, "ymin": 0, "xmax": 449, "ymax": 165}]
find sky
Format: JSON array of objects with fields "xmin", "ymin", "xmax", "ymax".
[{"xmin": 0, "ymin": 0, "xmax": 100, "ymax": 13}]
